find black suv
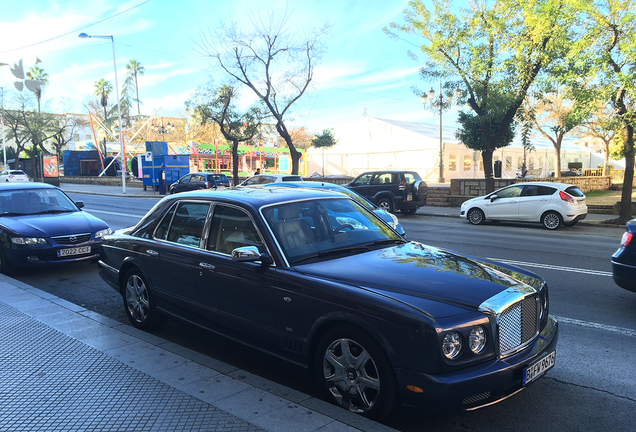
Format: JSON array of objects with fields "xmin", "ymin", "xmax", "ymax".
[
  {"xmin": 346, "ymin": 170, "xmax": 427, "ymax": 215},
  {"xmin": 169, "ymin": 172, "xmax": 230, "ymax": 194}
]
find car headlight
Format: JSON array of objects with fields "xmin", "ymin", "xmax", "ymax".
[
  {"xmin": 12, "ymin": 237, "xmax": 48, "ymax": 245},
  {"xmin": 95, "ymin": 228, "xmax": 113, "ymax": 239},
  {"xmin": 442, "ymin": 332, "xmax": 462, "ymax": 359},
  {"xmin": 469, "ymin": 326, "xmax": 487, "ymax": 354}
]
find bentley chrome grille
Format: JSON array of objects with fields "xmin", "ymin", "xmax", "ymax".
[
  {"xmin": 52, "ymin": 233, "xmax": 91, "ymax": 244},
  {"xmin": 498, "ymin": 296, "xmax": 539, "ymax": 355},
  {"xmin": 478, "ymin": 285, "xmax": 540, "ymax": 358}
]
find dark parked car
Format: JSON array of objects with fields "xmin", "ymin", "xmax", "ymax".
[
  {"xmin": 0, "ymin": 182, "xmax": 111, "ymax": 274},
  {"xmin": 612, "ymin": 218, "xmax": 636, "ymax": 293},
  {"xmin": 267, "ymin": 181, "xmax": 405, "ymax": 236},
  {"xmin": 98, "ymin": 187, "xmax": 557, "ymax": 420},
  {"xmin": 169, "ymin": 172, "xmax": 229, "ymax": 194},
  {"xmin": 346, "ymin": 170, "xmax": 427, "ymax": 215}
]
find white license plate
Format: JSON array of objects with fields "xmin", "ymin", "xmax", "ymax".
[
  {"xmin": 523, "ymin": 351, "xmax": 556, "ymax": 385},
  {"xmin": 407, "ymin": 193, "xmax": 413, "ymax": 201},
  {"xmin": 57, "ymin": 246, "xmax": 92, "ymax": 257}
]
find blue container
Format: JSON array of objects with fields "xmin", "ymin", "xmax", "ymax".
[{"xmin": 142, "ymin": 154, "xmax": 190, "ymax": 188}]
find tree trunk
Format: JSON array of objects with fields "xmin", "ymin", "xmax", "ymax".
[
  {"xmin": 554, "ymin": 148, "xmax": 561, "ymax": 178},
  {"xmin": 231, "ymin": 139, "xmax": 240, "ymax": 186},
  {"xmin": 603, "ymin": 140, "xmax": 610, "ymax": 176},
  {"xmin": 482, "ymin": 148, "xmax": 494, "ymax": 193},
  {"xmin": 618, "ymin": 123, "xmax": 634, "ymax": 223},
  {"xmin": 277, "ymin": 124, "xmax": 301, "ymax": 175}
]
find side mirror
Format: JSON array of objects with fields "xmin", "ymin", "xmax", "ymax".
[
  {"xmin": 231, "ymin": 246, "xmax": 272, "ymax": 265},
  {"xmin": 75, "ymin": 201, "xmax": 85, "ymax": 209},
  {"xmin": 489, "ymin": 195, "xmax": 498, "ymax": 202}
]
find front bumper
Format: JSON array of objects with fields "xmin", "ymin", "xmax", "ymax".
[
  {"xmin": 4, "ymin": 242, "xmax": 100, "ymax": 268},
  {"xmin": 396, "ymin": 315, "xmax": 559, "ymax": 411}
]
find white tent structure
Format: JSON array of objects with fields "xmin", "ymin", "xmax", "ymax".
[{"xmin": 305, "ymin": 116, "xmax": 610, "ymax": 181}]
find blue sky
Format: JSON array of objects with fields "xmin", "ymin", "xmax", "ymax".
[{"xmin": 0, "ymin": 0, "xmax": 460, "ymax": 133}]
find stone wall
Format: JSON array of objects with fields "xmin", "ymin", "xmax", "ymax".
[
  {"xmin": 60, "ymin": 176, "xmax": 144, "ymax": 188},
  {"xmin": 450, "ymin": 176, "xmax": 612, "ymax": 197}
]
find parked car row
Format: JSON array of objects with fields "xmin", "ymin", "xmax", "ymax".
[{"xmin": 5, "ymin": 170, "xmax": 635, "ymax": 421}]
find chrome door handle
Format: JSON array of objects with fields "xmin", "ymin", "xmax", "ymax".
[
  {"xmin": 199, "ymin": 262, "xmax": 215, "ymax": 270},
  {"xmin": 146, "ymin": 249, "xmax": 159, "ymax": 256}
]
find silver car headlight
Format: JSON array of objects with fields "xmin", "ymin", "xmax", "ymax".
[
  {"xmin": 469, "ymin": 326, "xmax": 487, "ymax": 354},
  {"xmin": 95, "ymin": 228, "xmax": 113, "ymax": 239},
  {"xmin": 442, "ymin": 332, "xmax": 462, "ymax": 359},
  {"xmin": 12, "ymin": 237, "xmax": 47, "ymax": 245}
]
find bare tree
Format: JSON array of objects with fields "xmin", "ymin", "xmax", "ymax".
[{"xmin": 197, "ymin": 12, "xmax": 329, "ymax": 175}]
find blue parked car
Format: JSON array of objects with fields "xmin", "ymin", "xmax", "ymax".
[{"xmin": 0, "ymin": 182, "xmax": 111, "ymax": 274}]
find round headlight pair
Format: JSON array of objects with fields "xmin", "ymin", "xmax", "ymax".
[{"xmin": 442, "ymin": 326, "xmax": 487, "ymax": 359}]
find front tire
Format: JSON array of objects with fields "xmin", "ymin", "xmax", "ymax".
[
  {"xmin": 0, "ymin": 246, "xmax": 13, "ymax": 276},
  {"xmin": 467, "ymin": 208, "xmax": 485, "ymax": 225},
  {"xmin": 122, "ymin": 268, "xmax": 164, "ymax": 330},
  {"xmin": 314, "ymin": 325, "xmax": 399, "ymax": 420},
  {"xmin": 376, "ymin": 198, "xmax": 393, "ymax": 214},
  {"xmin": 542, "ymin": 211, "xmax": 562, "ymax": 230}
]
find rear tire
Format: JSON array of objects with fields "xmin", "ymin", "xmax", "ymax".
[
  {"xmin": 377, "ymin": 198, "xmax": 393, "ymax": 214},
  {"xmin": 401, "ymin": 208, "xmax": 417, "ymax": 215},
  {"xmin": 542, "ymin": 211, "xmax": 562, "ymax": 230},
  {"xmin": 467, "ymin": 208, "xmax": 485, "ymax": 225},
  {"xmin": 122, "ymin": 268, "xmax": 164, "ymax": 330},
  {"xmin": 314, "ymin": 325, "xmax": 399, "ymax": 420},
  {"xmin": 563, "ymin": 220, "xmax": 578, "ymax": 227}
]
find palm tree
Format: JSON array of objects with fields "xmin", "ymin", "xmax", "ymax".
[
  {"xmin": 125, "ymin": 59, "xmax": 145, "ymax": 118},
  {"xmin": 93, "ymin": 78, "xmax": 113, "ymax": 120},
  {"xmin": 26, "ymin": 65, "xmax": 49, "ymax": 112}
]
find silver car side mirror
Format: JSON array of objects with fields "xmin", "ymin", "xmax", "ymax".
[{"xmin": 231, "ymin": 246, "xmax": 272, "ymax": 264}]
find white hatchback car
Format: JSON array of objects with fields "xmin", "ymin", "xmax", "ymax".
[
  {"xmin": 238, "ymin": 174, "xmax": 303, "ymax": 186},
  {"xmin": 460, "ymin": 181, "xmax": 587, "ymax": 229},
  {"xmin": 0, "ymin": 170, "xmax": 29, "ymax": 182}
]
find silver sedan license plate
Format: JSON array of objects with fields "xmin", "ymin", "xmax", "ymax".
[
  {"xmin": 57, "ymin": 246, "xmax": 91, "ymax": 257},
  {"xmin": 523, "ymin": 351, "xmax": 556, "ymax": 385}
]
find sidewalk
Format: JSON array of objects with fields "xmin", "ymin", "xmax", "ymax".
[{"xmin": 0, "ymin": 276, "xmax": 395, "ymax": 432}]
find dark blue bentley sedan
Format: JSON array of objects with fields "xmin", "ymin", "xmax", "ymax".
[
  {"xmin": 97, "ymin": 187, "xmax": 558, "ymax": 420},
  {"xmin": 0, "ymin": 182, "xmax": 111, "ymax": 274},
  {"xmin": 612, "ymin": 218, "xmax": 636, "ymax": 293}
]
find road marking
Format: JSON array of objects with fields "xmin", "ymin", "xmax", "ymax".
[
  {"xmin": 553, "ymin": 315, "xmax": 636, "ymax": 337},
  {"xmin": 85, "ymin": 209, "xmax": 143, "ymax": 218},
  {"xmin": 487, "ymin": 258, "xmax": 612, "ymax": 277}
]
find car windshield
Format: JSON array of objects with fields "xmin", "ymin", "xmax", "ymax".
[
  {"xmin": 261, "ymin": 198, "xmax": 404, "ymax": 264},
  {"xmin": 0, "ymin": 188, "xmax": 79, "ymax": 216}
]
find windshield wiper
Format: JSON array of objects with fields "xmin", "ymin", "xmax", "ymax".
[
  {"xmin": 34, "ymin": 209, "xmax": 74, "ymax": 215},
  {"xmin": 290, "ymin": 245, "xmax": 370, "ymax": 264},
  {"xmin": 371, "ymin": 238, "xmax": 406, "ymax": 246}
]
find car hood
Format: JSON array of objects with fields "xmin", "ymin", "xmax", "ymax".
[
  {"xmin": 0, "ymin": 211, "xmax": 107, "ymax": 238},
  {"xmin": 294, "ymin": 242, "xmax": 542, "ymax": 317}
]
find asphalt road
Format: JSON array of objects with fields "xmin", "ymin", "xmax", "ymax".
[{"xmin": 12, "ymin": 193, "xmax": 636, "ymax": 432}]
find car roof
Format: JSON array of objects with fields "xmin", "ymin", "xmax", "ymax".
[
  {"xmin": 0, "ymin": 182, "xmax": 57, "ymax": 191},
  {"xmin": 163, "ymin": 185, "xmax": 344, "ymax": 208},
  {"xmin": 509, "ymin": 181, "xmax": 577, "ymax": 188}
]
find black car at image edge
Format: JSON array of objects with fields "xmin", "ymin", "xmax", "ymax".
[
  {"xmin": 611, "ymin": 218, "xmax": 636, "ymax": 293},
  {"xmin": 97, "ymin": 187, "xmax": 557, "ymax": 420}
]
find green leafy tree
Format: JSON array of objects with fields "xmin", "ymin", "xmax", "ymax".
[
  {"xmin": 26, "ymin": 65, "xmax": 48, "ymax": 113},
  {"xmin": 312, "ymin": 128, "xmax": 338, "ymax": 177},
  {"xmin": 575, "ymin": 102, "xmax": 621, "ymax": 175},
  {"xmin": 386, "ymin": 0, "xmax": 577, "ymax": 192},
  {"xmin": 188, "ymin": 84, "xmax": 268, "ymax": 185},
  {"xmin": 125, "ymin": 59, "xmax": 145, "ymax": 118},
  {"xmin": 574, "ymin": 0, "xmax": 636, "ymax": 223},
  {"xmin": 197, "ymin": 12, "xmax": 329, "ymax": 175},
  {"xmin": 94, "ymin": 78, "xmax": 113, "ymax": 121}
]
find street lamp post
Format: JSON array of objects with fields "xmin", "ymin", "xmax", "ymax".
[
  {"xmin": 421, "ymin": 82, "xmax": 458, "ymax": 184},
  {"xmin": 78, "ymin": 32, "xmax": 126, "ymax": 194}
]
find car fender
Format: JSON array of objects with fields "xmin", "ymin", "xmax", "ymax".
[
  {"xmin": 371, "ymin": 191, "xmax": 394, "ymax": 204},
  {"xmin": 117, "ymin": 255, "xmax": 151, "ymax": 294}
]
